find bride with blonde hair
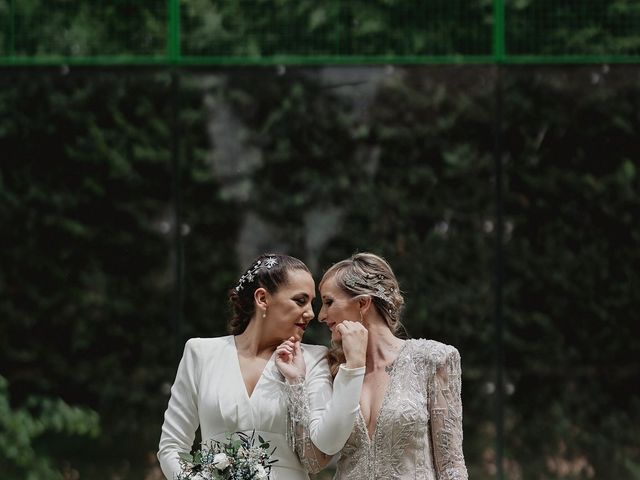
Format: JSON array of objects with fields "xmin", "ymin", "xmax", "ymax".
[{"xmin": 317, "ymin": 252, "xmax": 468, "ymax": 480}]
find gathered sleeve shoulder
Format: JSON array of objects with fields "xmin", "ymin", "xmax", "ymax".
[
  {"xmin": 283, "ymin": 343, "xmax": 365, "ymax": 472},
  {"xmin": 158, "ymin": 338, "xmax": 202, "ymax": 480},
  {"xmin": 416, "ymin": 340, "xmax": 468, "ymax": 480}
]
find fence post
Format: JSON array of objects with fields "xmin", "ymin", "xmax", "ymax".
[
  {"xmin": 9, "ymin": 0, "xmax": 16, "ymax": 58},
  {"xmin": 493, "ymin": 0, "xmax": 506, "ymax": 62},
  {"xmin": 168, "ymin": 0, "xmax": 181, "ymax": 63},
  {"xmin": 170, "ymin": 70, "xmax": 184, "ymax": 360},
  {"xmin": 493, "ymin": 66, "xmax": 506, "ymax": 480}
]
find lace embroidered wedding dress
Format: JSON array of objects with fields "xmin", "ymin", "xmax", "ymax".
[
  {"xmin": 158, "ymin": 336, "xmax": 364, "ymax": 480},
  {"xmin": 288, "ymin": 339, "xmax": 468, "ymax": 480}
]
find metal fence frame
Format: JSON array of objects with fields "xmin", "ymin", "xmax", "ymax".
[{"xmin": 2, "ymin": 0, "xmax": 640, "ymax": 66}]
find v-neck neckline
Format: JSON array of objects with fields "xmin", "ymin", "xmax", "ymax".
[
  {"xmin": 358, "ymin": 340, "xmax": 409, "ymax": 443},
  {"xmin": 230, "ymin": 335, "xmax": 276, "ymax": 401}
]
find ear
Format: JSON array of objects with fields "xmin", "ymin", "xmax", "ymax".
[
  {"xmin": 254, "ymin": 287, "xmax": 268, "ymax": 311},
  {"xmin": 358, "ymin": 295, "xmax": 373, "ymax": 315}
]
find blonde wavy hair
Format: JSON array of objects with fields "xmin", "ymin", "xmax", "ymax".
[{"xmin": 321, "ymin": 252, "xmax": 405, "ymax": 376}]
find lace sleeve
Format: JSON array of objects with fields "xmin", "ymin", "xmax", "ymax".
[
  {"xmin": 283, "ymin": 380, "xmax": 327, "ymax": 474},
  {"xmin": 429, "ymin": 347, "xmax": 468, "ymax": 480}
]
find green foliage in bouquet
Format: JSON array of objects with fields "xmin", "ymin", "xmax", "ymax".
[
  {"xmin": 0, "ymin": 375, "xmax": 100, "ymax": 480},
  {"xmin": 177, "ymin": 431, "xmax": 278, "ymax": 480}
]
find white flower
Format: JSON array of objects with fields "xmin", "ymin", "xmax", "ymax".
[
  {"xmin": 254, "ymin": 464, "xmax": 268, "ymax": 479},
  {"xmin": 213, "ymin": 452, "xmax": 231, "ymax": 470}
]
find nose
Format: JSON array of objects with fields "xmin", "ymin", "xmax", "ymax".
[
  {"xmin": 303, "ymin": 306, "xmax": 314, "ymax": 321},
  {"xmin": 318, "ymin": 304, "xmax": 327, "ymax": 323}
]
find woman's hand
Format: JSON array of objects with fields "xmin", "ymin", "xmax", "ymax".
[
  {"xmin": 275, "ymin": 336, "xmax": 307, "ymax": 383},
  {"xmin": 336, "ymin": 320, "xmax": 368, "ymax": 369}
]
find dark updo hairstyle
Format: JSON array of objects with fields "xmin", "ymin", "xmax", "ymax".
[{"xmin": 227, "ymin": 253, "xmax": 311, "ymax": 335}]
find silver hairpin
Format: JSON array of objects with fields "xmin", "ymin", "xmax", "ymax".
[
  {"xmin": 344, "ymin": 273, "xmax": 394, "ymax": 306},
  {"xmin": 235, "ymin": 257, "xmax": 278, "ymax": 292}
]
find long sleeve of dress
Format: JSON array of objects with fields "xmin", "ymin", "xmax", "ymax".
[
  {"xmin": 429, "ymin": 347, "xmax": 468, "ymax": 480},
  {"xmin": 284, "ymin": 347, "xmax": 365, "ymax": 472},
  {"xmin": 158, "ymin": 339, "xmax": 201, "ymax": 480}
]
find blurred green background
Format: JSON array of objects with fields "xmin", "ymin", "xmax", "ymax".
[{"xmin": 1, "ymin": 1, "xmax": 640, "ymax": 480}]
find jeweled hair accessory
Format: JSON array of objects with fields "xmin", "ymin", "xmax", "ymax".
[
  {"xmin": 235, "ymin": 257, "xmax": 278, "ymax": 292},
  {"xmin": 343, "ymin": 272, "xmax": 395, "ymax": 306}
]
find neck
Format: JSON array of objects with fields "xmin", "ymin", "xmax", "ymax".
[
  {"xmin": 364, "ymin": 315, "xmax": 404, "ymax": 370},
  {"xmin": 234, "ymin": 318, "xmax": 279, "ymax": 358}
]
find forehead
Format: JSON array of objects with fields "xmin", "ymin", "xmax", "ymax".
[
  {"xmin": 320, "ymin": 275, "xmax": 342, "ymax": 296},
  {"xmin": 279, "ymin": 268, "xmax": 315, "ymax": 294}
]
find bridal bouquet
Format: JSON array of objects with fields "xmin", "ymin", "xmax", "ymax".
[{"xmin": 177, "ymin": 431, "xmax": 278, "ymax": 480}]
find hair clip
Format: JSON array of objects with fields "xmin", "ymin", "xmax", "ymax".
[
  {"xmin": 235, "ymin": 257, "xmax": 278, "ymax": 292},
  {"xmin": 344, "ymin": 273, "xmax": 394, "ymax": 306}
]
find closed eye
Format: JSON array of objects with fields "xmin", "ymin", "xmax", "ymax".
[{"xmin": 293, "ymin": 295, "xmax": 310, "ymax": 306}]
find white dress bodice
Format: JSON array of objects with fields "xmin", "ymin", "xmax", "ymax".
[{"xmin": 158, "ymin": 336, "xmax": 364, "ymax": 480}]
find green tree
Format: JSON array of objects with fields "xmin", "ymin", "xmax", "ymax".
[{"xmin": 0, "ymin": 375, "xmax": 100, "ymax": 480}]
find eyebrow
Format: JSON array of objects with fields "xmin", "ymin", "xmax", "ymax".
[{"xmin": 293, "ymin": 293, "xmax": 313, "ymax": 299}]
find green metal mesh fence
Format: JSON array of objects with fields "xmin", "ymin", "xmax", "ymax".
[
  {"xmin": 2, "ymin": 1, "xmax": 167, "ymax": 58},
  {"xmin": 1, "ymin": 0, "xmax": 640, "ymax": 65},
  {"xmin": 507, "ymin": 0, "xmax": 640, "ymax": 58},
  {"xmin": 180, "ymin": 0, "xmax": 493, "ymax": 57}
]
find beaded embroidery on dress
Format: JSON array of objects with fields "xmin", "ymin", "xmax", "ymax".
[
  {"xmin": 334, "ymin": 339, "xmax": 468, "ymax": 480},
  {"xmin": 284, "ymin": 382, "xmax": 326, "ymax": 474}
]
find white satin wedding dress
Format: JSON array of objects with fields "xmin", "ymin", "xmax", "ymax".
[{"xmin": 158, "ymin": 335, "xmax": 364, "ymax": 480}]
